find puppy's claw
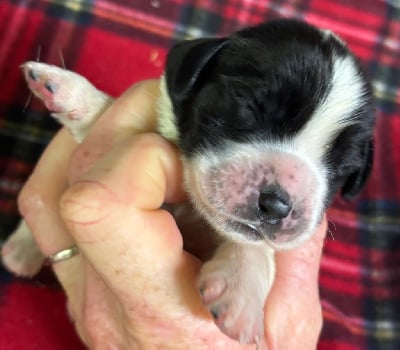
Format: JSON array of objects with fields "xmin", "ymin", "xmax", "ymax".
[
  {"xmin": 198, "ymin": 271, "xmax": 265, "ymax": 343},
  {"xmin": 44, "ymin": 81, "xmax": 56, "ymax": 94},
  {"xmin": 28, "ymin": 68, "xmax": 38, "ymax": 81},
  {"xmin": 210, "ymin": 307, "xmax": 220, "ymax": 320}
]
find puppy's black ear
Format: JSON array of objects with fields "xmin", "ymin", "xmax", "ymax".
[
  {"xmin": 341, "ymin": 139, "xmax": 374, "ymax": 200},
  {"xmin": 165, "ymin": 37, "xmax": 227, "ymax": 105}
]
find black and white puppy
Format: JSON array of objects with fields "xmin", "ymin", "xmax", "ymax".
[{"xmin": 2, "ymin": 19, "xmax": 374, "ymax": 344}]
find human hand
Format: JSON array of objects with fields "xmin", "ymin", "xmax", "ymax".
[{"xmin": 19, "ymin": 80, "xmax": 326, "ymax": 349}]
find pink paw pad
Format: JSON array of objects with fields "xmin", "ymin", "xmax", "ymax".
[
  {"xmin": 20, "ymin": 61, "xmax": 112, "ymax": 143},
  {"xmin": 22, "ymin": 63, "xmax": 62, "ymax": 113},
  {"xmin": 199, "ymin": 277, "xmax": 227, "ymax": 304}
]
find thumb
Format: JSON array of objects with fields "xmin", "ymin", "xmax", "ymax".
[
  {"xmin": 59, "ymin": 133, "xmax": 202, "ymax": 314},
  {"xmin": 265, "ymin": 217, "xmax": 327, "ymax": 349}
]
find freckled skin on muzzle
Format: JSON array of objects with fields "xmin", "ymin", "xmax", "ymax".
[{"xmin": 186, "ymin": 148, "xmax": 325, "ymax": 248}]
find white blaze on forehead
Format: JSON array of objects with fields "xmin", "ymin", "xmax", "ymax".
[{"xmin": 293, "ymin": 55, "xmax": 365, "ymax": 162}]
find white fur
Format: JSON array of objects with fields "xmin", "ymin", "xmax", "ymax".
[
  {"xmin": 295, "ymin": 55, "xmax": 365, "ymax": 164},
  {"xmin": 1, "ymin": 220, "xmax": 44, "ymax": 276},
  {"xmin": 22, "ymin": 62, "xmax": 111, "ymax": 143},
  {"xmin": 157, "ymin": 75, "xmax": 179, "ymax": 142},
  {"xmin": 321, "ymin": 29, "xmax": 346, "ymax": 46}
]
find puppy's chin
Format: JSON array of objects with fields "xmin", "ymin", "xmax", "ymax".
[{"xmin": 183, "ymin": 142, "xmax": 327, "ymax": 249}]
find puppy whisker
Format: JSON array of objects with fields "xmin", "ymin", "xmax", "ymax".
[
  {"xmin": 23, "ymin": 45, "xmax": 42, "ymax": 112},
  {"xmin": 327, "ymin": 228, "xmax": 335, "ymax": 241},
  {"xmin": 58, "ymin": 48, "xmax": 66, "ymax": 69},
  {"xmin": 327, "ymin": 218, "xmax": 337, "ymax": 240},
  {"xmin": 35, "ymin": 44, "xmax": 42, "ymax": 62},
  {"xmin": 22, "ymin": 92, "xmax": 33, "ymax": 113}
]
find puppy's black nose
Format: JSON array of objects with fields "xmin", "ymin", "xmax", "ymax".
[{"xmin": 258, "ymin": 187, "xmax": 292, "ymax": 224}]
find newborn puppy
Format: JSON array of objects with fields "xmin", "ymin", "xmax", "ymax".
[{"xmin": 2, "ymin": 19, "xmax": 374, "ymax": 344}]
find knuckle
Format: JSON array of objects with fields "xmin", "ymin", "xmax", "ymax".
[
  {"xmin": 18, "ymin": 181, "xmax": 48, "ymax": 220},
  {"xmin": 59, "ymin": 181, "xmax": 114, "ymax": 226}
]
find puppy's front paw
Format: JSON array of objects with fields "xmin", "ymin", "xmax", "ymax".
[
  {"xmin": 1, "ymin": 221, "xmax": 44, "ymax": 277},
  {"xmin": 21, "ymin": 62, "xmax": 112, "ymax": 142},
  {"xmin": 198, "ymin": 270, "xmax": 264, "ymax": 344},
  {"xmin": 198, "ymin": 242, "xmax": 275, "ymax": 344},
  {"xmin": 22, "ymin": 62, "xmax": 80, "ymax": 117}
]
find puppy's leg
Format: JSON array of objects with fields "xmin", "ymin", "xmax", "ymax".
[
  {"xmin": 21, "ymin": 61, "xmax": 113, "ymax": 142},
  {"xmin": 1, "ymin": 221, "xmax": 44, "ymax": 276},
  {"xmin": 2, "ymin": 63, "xmax": 113, "ymax": 276},
  {"xmin": 198, "ymin": 242, "xmax": 275, "ymax": 344}
]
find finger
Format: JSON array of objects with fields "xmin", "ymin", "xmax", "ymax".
[
  {"xmin": 20, "ymin": 79, "xmax": 161, "ymax": 250},
  {"xmin": 59, "ymin": 133, "xmax": 199, "ymax": 312},
  {"xmin": 20, "ymin": 80, "xmax": 174, "ymax": 269},
  {"xmin": 22, "ymin": 80, "xmax": 165, "ymax": 254},
  {"xmin": 68, "ymin": 79, "xmax": 187, "ymax": 200},
  {"xmin": 18, "ymin": 128, "xmax": 78, "ymax": 255},
  {"xmin": 68, "ymin": 79, "xmax": 164, "ymax": 183},
  {"xmin": 18, "ymin": 128, "xmax": 85, "ymax": 311},
  {"xmin": 265, "ymin": 217, "xmax": 327, "ymax": 349}
]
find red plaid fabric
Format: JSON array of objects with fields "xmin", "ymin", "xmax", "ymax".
[{"xmin": 0, "ymin": 0, "xmax": 399, "ymax": 349}]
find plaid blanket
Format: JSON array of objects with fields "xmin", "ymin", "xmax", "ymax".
[{"xmin": 0, "ymin": 0, "xmax": 399, "ymax": 349}]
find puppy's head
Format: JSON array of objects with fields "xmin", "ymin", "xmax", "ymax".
[{"xmin": 158, "ymin": 19, "xmax": 374, "ymax": 249}]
